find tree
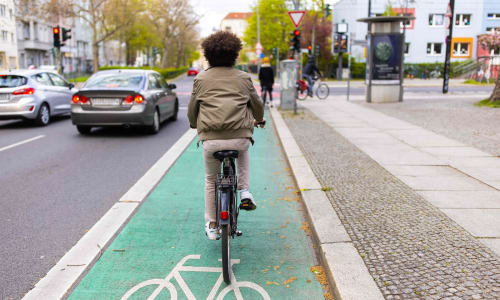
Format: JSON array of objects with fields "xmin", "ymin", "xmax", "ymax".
[
  {"xmin": 478, "ymin": 32, "xmax": 500, "ymax": 102},
  {"xmin": 146, "ymin": 0, "xmax": 199, "ymax": 68},
  {"xmin": 243, "ymin": 0, "xmax": 295, "ymax": 60},
  {"xmin": 43, "ymin": 0, "xmax": 144, "ymax": 72}
]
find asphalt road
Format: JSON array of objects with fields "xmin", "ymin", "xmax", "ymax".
[
  {"xmin": 0, "ymin": 74, "xmax": 195, "ymax": 299},
  {"xmin": 327, "ymin": 85, "xmax": 494, "ymax": 95}
]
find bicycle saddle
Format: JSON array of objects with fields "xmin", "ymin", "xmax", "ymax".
[{"xmin": 213, "ymin": 150, "xmax": 239, "ymax": 160}]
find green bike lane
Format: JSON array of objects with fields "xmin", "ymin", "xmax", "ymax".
[{"xmin": 69, "ymin": 112, "xmax": 328, "ymax": 300}]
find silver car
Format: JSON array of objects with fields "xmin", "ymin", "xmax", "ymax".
[
  {"xmin": 71, "ymin": 69, "xmax": 178, "ymax": 135},
  {"xmin": 0, "ymin": 69, "xmax": 75, "ymax": 125}
]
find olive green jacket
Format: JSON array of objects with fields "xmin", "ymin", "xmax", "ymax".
[{"xmin": 187, "ymin": 67, "xmax": 264, "ymax": 141}]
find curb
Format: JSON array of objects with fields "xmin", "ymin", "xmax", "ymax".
[
  {"xmin": 269, "ymin": 107, "xmax": 384, "ymax": 300},
  {"xmin": 23, "ymin": 129, "xmax": 197, "ymax": 300}
]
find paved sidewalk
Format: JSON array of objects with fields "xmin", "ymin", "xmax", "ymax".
[
  {"xmin": 278, "ymin": 98, "xmax": 500, "ymax": 299},
  {"xmin": 67, "ymin": 112, "xmax": 330, "ymax": 299}
]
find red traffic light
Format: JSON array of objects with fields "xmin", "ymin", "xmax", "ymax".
[
  {"xmin": 307, "ymin": 45, "xmax": 312, "ymax": 50},
  {"xmin": 293, "ymin": 30, "xmax": 300, "ymax": 36},
  {"xmin": 53, "ymin": 27, "xmax": 60, "ymax": 34}
]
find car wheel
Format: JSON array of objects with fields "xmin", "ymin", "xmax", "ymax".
[
  {"xmin": 35, "ymin": 103, "xmax": 50, "ymax": 126},
  {"xmin": 147, "ymin": 109, "xmax": 160, "ymax": 134},
  {"xmin": 77, "ymin": 125, "xmax": 92, "ymax": 135},
  {"xmin": 170, "ymin": 100, "xmax": 178, "ymax": 121}
]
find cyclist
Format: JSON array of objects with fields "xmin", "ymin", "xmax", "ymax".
[
  {"xmin": 187, "ymin": 31, "xmax": 265, "ymax": 240},
  {"xmin": 302, "ymin": 56, "xmax": 322, "ymax": 97}
]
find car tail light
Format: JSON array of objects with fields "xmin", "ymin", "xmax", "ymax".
[
  {"xmin": 123, "ymin": 95, "xmax": 133, "ymax": 104},
  {"xmin": 72, "ymin": 94, "xmax": 88, "ymax": 104},
  {"xmin": 220, "ymin": 211, "xmax": 229, "ymax": 220},
  {"xmin": 134, "ymin": 94, "xmax": 144, "ymax": 104},
  {"xmin": 12, "ymin": 88, "xmax": 35, "ymax": 95}
]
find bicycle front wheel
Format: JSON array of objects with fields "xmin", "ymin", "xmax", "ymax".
[
  {"xmin": 316, "ymin": 83, "xmax": 330, "ymax": 100},
  {"xmin": 221, "ymin": 224, "xmax": 231, "ymax": 284}
]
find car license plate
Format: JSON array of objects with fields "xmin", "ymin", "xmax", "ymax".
[
  {"xmin": 91, "ymin": 98, "xmax": 120, "ymax": 106},
  {"xmin": 0, "ymin": 94, "xmax": 10, "ymax": 101}
]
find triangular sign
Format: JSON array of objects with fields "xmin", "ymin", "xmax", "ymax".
[{"xmin": 288, "ymin": 10, "xmax": 306, "ymax": 28}]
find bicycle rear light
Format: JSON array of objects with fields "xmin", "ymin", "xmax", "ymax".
[{"xmin": 220, "ymin": 211, "xmax": 229, "ymax": 220}]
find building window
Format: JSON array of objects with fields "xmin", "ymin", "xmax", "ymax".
[
  {"xmin": 429, "ymin": 14, "xmax": 445, "ymax": 26},
  {"xmin": 453, "ymin": 42, "xmax": 470, "ymax": 57},
  {"xmin": 0, "ymin": 5, "xmax": 6, "ymax": 17},
  {"xmin": 2, "ymin": 31, "xmax": 8, "ymax": 41},
  {"xmin": 22, "ymin": 22, "xmax": 30, "ymax": 40},
  {"xmin": 487, "ymin": 13, "xmax": 500, "ymax": 19},
  {"xmin": 11, "ymin": 33, "xmax": 14, "ymax": 43},
  {"xmin": 455, "ymin": 14, "xmax": 471, "ymax": 26},
  {"xmin": 225, "ymin": 26, "xmax": 231, "ymax": 31},
  {"xmin": 404, "ymin": 43, "xmax": 410, "ymax": 55},
  {"xmin": 491, "ymin": 48, "xmax": 500, "ymax": 56},
  {"xmin": 9, "ymin": 9, "xmax": 12, "ymax": 20},
  {"xmin": 427, "ymin": 43, "xmax": 442, "ymax": 55},
  {"xmin": 486, "ymin": 27, "xmax": 500, "ymax": 33}
]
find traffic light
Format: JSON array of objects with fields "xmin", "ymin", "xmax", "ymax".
[
  {"xmin": 272, "ymin": 47, "xmax": 277, "ymax": 57},
  {"xmin": 307, "ymin": 45, "xmax": 312, "ymax": 55},
  {"xmin": 292, "ymin": 29, "xmax": 301, "ymax": 52},
  {"xmin": 53, "ymin": 26, "xmax": 61, "ymax": 48},
  {"xmin": 62, "ymin": 27, "xmax": 71, "ymax": 43},
  {"xmin": 315, "ymin": 45, "xmax": 320, "ymax": 56},
  {"xmin": 325, "ymin": 4, "xmax": 331, "ymax": 17}
]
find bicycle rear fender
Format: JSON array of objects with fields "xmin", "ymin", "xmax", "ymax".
[{"xmin": 219, "ymin": 190, "xmax": 230, "ymax": 225}]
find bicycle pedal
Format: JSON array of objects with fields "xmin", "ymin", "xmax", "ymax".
[{"xmin": 236, "ymin": 230, "xmax": 243, "ymax": 236}]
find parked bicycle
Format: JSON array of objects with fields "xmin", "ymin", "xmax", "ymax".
[{"xmin": 296, "ymin": 76, "xmax": 330, "ymax": 100}]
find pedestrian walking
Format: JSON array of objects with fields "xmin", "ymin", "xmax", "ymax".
[{"xmin": 258, "ymin": 57, "xmax": 274, "ymax": 107}]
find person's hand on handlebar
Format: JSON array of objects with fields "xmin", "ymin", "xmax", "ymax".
[{"xmin": 254, "ymin": 119, "xmax": 266, "ymax": 128}]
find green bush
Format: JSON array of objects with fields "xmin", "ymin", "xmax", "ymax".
[{"xmin": 98, "ymin": 66, "xmax": 188, "ymax": 79}]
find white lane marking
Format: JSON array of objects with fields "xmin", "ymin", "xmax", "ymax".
[
  {"xmin": 0, "ymin": 135, "xmax": 45, "ymax": 153},
  {"xmin": 23, "ymin": 129, "xmax": 197, "ymax": 300}
]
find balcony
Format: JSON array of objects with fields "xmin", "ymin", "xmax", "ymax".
[{"xmin": 18, "ymin": 39, "xmax": 52, "ymax": 51}]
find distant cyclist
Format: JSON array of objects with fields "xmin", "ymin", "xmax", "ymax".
[
  {"xmin": 187, "ymin": 31, "xmax": 265, "ymax": 240},
  {"xmin": 302, "ymin": 56, "xmax": 322, "ymax": 97}
]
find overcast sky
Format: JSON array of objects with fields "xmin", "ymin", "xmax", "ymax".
[
  {"xmin": 191, "ymin": 0, "xmax": 256, "ymax": 37},
  {"xmin": 191, "ymin": 0, "xmax": 340, "ymax": 38}
]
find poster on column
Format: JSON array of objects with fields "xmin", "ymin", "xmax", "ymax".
[{"xmin": 371, "ymin": 34, "xmax": 402, "ymax": 85}]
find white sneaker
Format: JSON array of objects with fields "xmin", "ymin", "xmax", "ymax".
[
  {"xmin": 205, "ymin": 222, "xmax": 219, "ymax": 240},
  {"xmin": 239, "ymin": 189, "xmax": 257, "ymax": 211}
]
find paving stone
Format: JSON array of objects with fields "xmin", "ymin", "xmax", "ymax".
[{"xmin": 282, "ymin": 109, "xmax": 500, "ymax": 299}]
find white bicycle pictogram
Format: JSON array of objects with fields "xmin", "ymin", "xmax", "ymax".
[{"xmin": 121, "ymin": 254, "xmax": 271, "ymax": 300}]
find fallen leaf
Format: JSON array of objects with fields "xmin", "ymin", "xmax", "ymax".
[
  {"xmin": 261, "ymin": 269, "xmax": 270, "ymax": 273},
  {"xmin": 321, "ymin": 186, "xmax": 333, "ymax": 191},
  {"xmin": 273, "ymin": 265, "xmax": 280, "ymax": 271},
  {"xmin": 283, "ymin": 276, "xmax": 298, "ymax": 285},
  {"xmin": 266, "ymin": 281, "xmax": 279, "ymax": 286},
  {"xmin": 306, "ymin": 279, "xmax": 311, "ymax": 283},
  {"xmin": 310, "ymin": 266, "xmax": 328, "ymax": 285},
  {"xmin": 112, "ymin": 249, "xmax": 125, "ymax": 252},
  {"xmin": 280, "ymin": 235, "xmax": 286, "ymax": 239}
]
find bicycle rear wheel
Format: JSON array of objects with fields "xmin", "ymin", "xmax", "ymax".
[
  {"xmin": 316, "ymin": 83, "xmax": 330, "ymax": 99},
  {"xmin": 297, "ymin": 88, "xmax": 308, "ymax": 100},
  {"xmin": 221, "ymin": 224, "xmax": 231, "ymax": 284}
]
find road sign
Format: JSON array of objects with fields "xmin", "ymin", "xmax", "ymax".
[{"xmin": 288, "ymin": 11, "xmax": 305, "ymax": 28}]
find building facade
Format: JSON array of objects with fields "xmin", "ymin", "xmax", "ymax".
[
  {"xmin": 0, "ymin": 0, "xmax": 18, "ymax": 69},
  {"xmin": 220, "ymin": 12, "xmax": 252, "ymax": 38},
  {"xmin": 333, "ymin": 0, "xmax": 498, "ymax": 63}
]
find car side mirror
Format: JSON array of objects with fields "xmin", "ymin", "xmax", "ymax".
[
  {"xmin": 168, "ymin": 83, "xmax": 176, "ymax": 90},
  {"xmin": 68, "ymin": 83, "xmax": 75, "ymax": 89}
]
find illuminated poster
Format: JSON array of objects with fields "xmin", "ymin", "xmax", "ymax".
[{"xmin": 372, "ymin": 34, "xmax": 402, "ymax": 84}]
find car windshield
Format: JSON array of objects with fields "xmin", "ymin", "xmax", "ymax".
[
  {"xmin": 85, "ymin": 73, "xmax": 144, "ymax": 89},
  {"xmin": 0, "ymin": 75, "xmax": 27, "ymax": 88}
]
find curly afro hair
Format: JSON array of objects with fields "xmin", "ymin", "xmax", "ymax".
[{"xmin": 202, "ymin": 31, "xmax": 242, "ymax": 67}]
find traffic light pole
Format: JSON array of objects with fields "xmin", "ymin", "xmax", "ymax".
[{"xmin": 443, "ymin": 0, "xmax": 455, "ymax": 94}]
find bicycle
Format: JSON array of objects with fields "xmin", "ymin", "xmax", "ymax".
[
  {"xmin": 214, "ymin": 120, "xmax": 265, "ymax": 284},
  {"xmin": 296, "ymin": 76, "xmax": 330, "ymax": 100},
  {"xmin": 121, "ymin": 254, "xmax": 271, "ymax": 300}
]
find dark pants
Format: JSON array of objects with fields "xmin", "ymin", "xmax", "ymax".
[
  {"xmin": 261, "ymin": 86, "xmax": 273, "ymax": 103},
  {"xmin": 303, "ymin": 74, "xmax": 313, "ymax": 95}
]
